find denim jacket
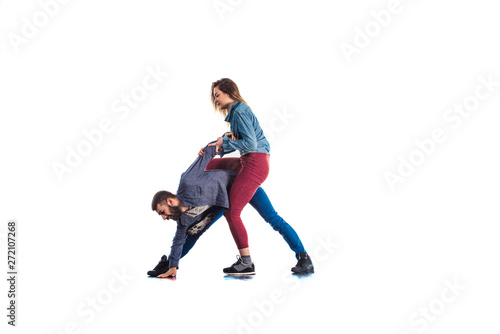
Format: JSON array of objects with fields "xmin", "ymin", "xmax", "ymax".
[{"xmin": 222, "ymin": 102, "xmax": 270, "ymax": 156}]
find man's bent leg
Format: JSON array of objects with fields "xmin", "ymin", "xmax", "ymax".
[
  {"xmin": 249, "ymin": 188, "xmax": 314, "ymax": 274},
  {"xmin": 249, "ymin": 187, "xmax": 306, "ymax": 258},
  {"xmin": 180, "ymin": 206, "xmax": 226, "ymax": 258}
]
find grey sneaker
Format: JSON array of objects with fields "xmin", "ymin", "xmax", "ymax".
[{"xmin": 223, "ymin": 256, "xmax": 256, "ymax": 275}]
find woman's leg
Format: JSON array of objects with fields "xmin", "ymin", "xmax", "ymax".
[
  {"xmin": 249, "ymin": 187, "xmax": 306, "ymax": 258},
  {"xmin": 224, "ymin": 153, "xmax": 270, "ymax": 253}
]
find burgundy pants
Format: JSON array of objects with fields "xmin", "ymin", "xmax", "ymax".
[{"xmin": 205, "ymin": 153, "xmax": 270, "ymax": 249}]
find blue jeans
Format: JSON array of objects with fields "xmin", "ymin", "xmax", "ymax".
[{"xmin": 181, "ymin": 187, "xmax": 306, "ymax": 259}]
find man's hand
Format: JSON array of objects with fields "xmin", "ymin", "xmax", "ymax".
[
  {"xmin": 208, "ymin": 137, "xmax": 223, "ymax": 152},
  {"xmin": 157, "ymin": 267, "xmax": 177, "ymax": 278}
]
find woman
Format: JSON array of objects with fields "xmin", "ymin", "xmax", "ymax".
[{"xmin": 203, "ymin": 78, "xmax": 271, "ymax": 275}]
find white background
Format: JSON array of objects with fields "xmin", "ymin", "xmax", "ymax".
[{"xmin": 1, "ymin": 0, "xmax": 499, "ymax": 333}]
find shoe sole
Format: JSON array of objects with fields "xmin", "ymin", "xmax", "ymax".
[
  {"xmin": 291, "ymin": 269, "xmax": 314, "ymax": 274},
  {"xmin": 224, "ymin": 272, "xmax": 256, "ymax": 276}
]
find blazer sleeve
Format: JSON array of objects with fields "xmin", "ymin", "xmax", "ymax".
[
  {"xmin": 182, "ymin": 144, "xmax": 218, "ymax": 178},
  {"xmin": 168, "ymin": 223, "xmax": 189, "ymax": 269}
]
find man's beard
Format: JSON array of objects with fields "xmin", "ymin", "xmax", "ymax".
[{"xmin": 168, "ymin": 204, "xmax": 183, "ymax": 221}]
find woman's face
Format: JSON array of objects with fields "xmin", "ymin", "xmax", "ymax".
[{"xmin": 213, "ymin": 86, "xmax": 234, "ymax": 110}]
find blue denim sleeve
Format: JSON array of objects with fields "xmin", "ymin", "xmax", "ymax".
[
  {"xmin": 222, "ymin": 112, "xmax": 258, "ymax": 153},
  {"xmin": 219, "ymin": 133, "xmax": 236, "ymax": 157}
]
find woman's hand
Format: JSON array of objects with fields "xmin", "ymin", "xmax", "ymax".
[
  {"xmin": 224, "ymin": 132, "xmax": 237, "ymax": 141},
  {"xmin": 199, "ymin": 136, "xmax": 223, "ymax": 156},
  {"xmin": 198, "ymin": 146, "xmax": 205, "ymax": 156},
  {"xmin": 208, "ymin": 137, "xmax": 224, "ymax": 152}
]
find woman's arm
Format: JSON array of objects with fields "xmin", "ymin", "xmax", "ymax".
[{"xmin": 223, "ymin": 112, "xmax": 258, "ymax": 152}]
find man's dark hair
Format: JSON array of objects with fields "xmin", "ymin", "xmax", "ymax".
[{"xmin": 151, "ymin": 191, "xmax": 176, "ymax": 211}]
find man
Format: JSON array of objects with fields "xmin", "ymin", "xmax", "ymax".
[{"xmin": 149, "ymin": 144, "xmax": 314, "ymax": 277}]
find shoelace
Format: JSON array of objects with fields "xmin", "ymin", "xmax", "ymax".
[{"xmin": 233, "ymin": 255, "xmax": 243, "ymax": 266}]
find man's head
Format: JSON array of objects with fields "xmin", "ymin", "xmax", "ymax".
[{"xmin": 151, "ymin": 191, "xmax": 183, "ymax": 221}]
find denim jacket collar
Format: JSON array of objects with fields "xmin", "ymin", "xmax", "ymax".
[{"xmin": 224, "ymin": 101, "xmax": 241, "ymax": 123}]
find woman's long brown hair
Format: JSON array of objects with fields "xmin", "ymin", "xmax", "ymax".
[{"xmin": 210, "ymin": 78, "xmax": 250, "ymax": 118}]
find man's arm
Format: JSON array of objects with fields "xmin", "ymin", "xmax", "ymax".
[
  {"xmin": 157, "ymin": 222, "xmax": 189, "ymax": 278},
  {"xmin": 199, "ymin": 137, "xmax": 237, "ymax": 157},
  {"xmin": 183, "ymin": 145, "xmax": 218, "ymax": 178}
]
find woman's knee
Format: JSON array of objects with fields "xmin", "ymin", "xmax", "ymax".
[{"xmin": 224, "ymin": 209, "xmax": 242, "ymax": 223}]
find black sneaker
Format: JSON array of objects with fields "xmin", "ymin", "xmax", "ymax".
[
  {"xmin": 223, "ymin": 256, "xmax": 256, "ymax": 275},
  {"xmin": 291, "ymin": 252, "xmax": 314, "ymax": 274},
  {"xmin": 147, "ymin": 255, "xmax": 169, "ymax": 277}
]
